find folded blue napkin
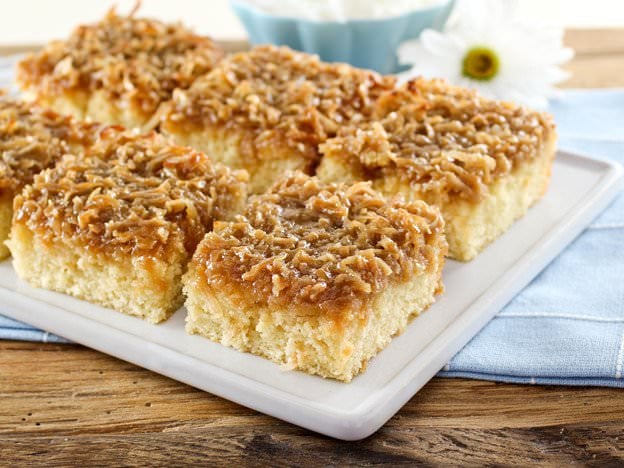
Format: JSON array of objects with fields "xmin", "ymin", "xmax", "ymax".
[{"xmin": 1, "ymin": 81, "xmax": 623, "ymax": 387}]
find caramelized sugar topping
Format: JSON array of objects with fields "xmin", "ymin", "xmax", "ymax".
[
  {"xmin": 0, "ymin": 96, "xmax": 95, "ymax": 197},
  {"xmin": 166, "ymin": 45, "xmax": 396, "ymax": 163},
  {"xmin": 321, "ymin": 78, "xmax": 555, "ymax": 202},
  {"xmin": 17, "ymin": 8, "xmax": 224, "ymax": 117},
  {"xmin": 14, "ymin": 128, "xmax": 248, "ymax": 257},
  {"xmin": 192, "ymin": 172, "xmax": 445, "ymax": 315}
]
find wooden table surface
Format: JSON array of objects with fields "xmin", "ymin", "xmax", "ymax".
[{"xmin": 1, "ymin": 29, "xmax": 624, "ymax": 465}]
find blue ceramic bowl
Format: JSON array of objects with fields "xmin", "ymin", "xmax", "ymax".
[{"xmin": 230, "ymin": 0, "xmax": 455, "ymax": 74}]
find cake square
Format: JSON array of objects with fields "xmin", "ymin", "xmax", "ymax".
[
  {"xmin": 184, "ymin": 173, "xmax": 447, "ymax": 381},
  {"xmin": 318, "ymin": 78, "xmax": 557, "ymax": 261},
  {"xmin": 161, "ymin": 45, "xmax": 396, "ymax": 193},
  {"xmin": 8, "ymin": 128, "xmax": 248, "ymax": 323},
  {"xmin": 16, "ymin": 8, "xmax": 224, "ymax": 130},
  {"xmin": 0, "ymin": 95, "xmax": 95, "ymax": 259}
]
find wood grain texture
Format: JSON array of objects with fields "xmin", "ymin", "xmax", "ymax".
[
  {"xmin": 2, "ymin": 29, "xmax": 624, "ymax": 465},
  {"xmin": 1, "ymin": 342, "xmax": 623, "ymax": 465}
]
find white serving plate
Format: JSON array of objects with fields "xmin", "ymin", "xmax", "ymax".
[{"xmin": 0, "ymin": 150, "xmax": 621, "ymax": 440}]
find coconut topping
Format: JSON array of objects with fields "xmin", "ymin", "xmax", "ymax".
[
  {"xmin": 0, "ymin": 96, "xmax": 96, "ymax": 197},
  {"xmin": 17, "ymin": 8, "xmax": 224, "ymax": 118},
  {"xmin": 13, "ymin": 128, "xmax": 248, "ymax": 257},
  {"xmin": 165, "ymin": 45, "xmax": 396, "ymax": 163},
  {"xmin": 320, "ymin": 78, "xmax": 555, "ymax": 202},
  {"xmin": 191, "ymin": 172, "xmax": 445, "ymax": 315}
]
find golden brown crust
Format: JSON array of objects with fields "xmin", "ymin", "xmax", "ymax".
[
  {"xmin": 189, "ymin": 172, "xmax": 446, "ymax": 316},
  {"xmin": 163, "ymin": 45, "xmax": 396, "ymax": 166},
  {"xmin": 320, "ymin": 78, "xmax": 556, "ymax": 203},
  {"xmin": 13, "ymin": 128, "xmax": 248, "ymax": 258},
  {"xmin": 0, "ymin": 96, "xmax": 97, "ymax": 198},
  {"xmin": 16, "ymin": 8, "xmax": 224, "ymax": 120}
]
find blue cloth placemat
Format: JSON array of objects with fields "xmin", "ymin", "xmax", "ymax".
[
  {"xmin": 0, "ymin": 315, "xmax": 69, "ymax": 343},
  {"xmin": 440, "ymin": 89, "xmax": 624, "ymax": 387},
  {"xmin": 2, "ymin": 88, "xmax": 624, "ymax": 387}
]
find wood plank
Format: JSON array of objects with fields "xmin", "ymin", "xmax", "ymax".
[
  {"xmin": 565, "ymin": 28, "xmax": 624, "ymax": 56},
  {"xmin": 2, "ymin": 424, "xmax": 623, "ymax": 466},
  {"xmin": 565, "ymin": 55, "xmax": 624, "ymax": 88},
  {"xmin": 0, "ymin": 341, "xmax": 623, "ymax": 464}
]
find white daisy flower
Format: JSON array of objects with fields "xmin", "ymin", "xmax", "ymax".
[{"xmin": 397, "ymin": 0, "xmax": 574, "ymax": 108}]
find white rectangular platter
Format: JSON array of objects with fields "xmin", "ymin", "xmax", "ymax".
[{"xmin": 0, "ymin": 150, "xmax": 622, "ymax": 440}]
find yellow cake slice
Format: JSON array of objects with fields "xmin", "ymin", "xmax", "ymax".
[
  {"xmin": 161, "ymin": 45, "xmax": 396, "ymax": 193},
  {"xmin": 184, "ymin": 172, "xmax": 447, "ymax": 381},
  {"xmin": 318, "ymin": 78, "xmax": 557, "ymax": 261},
  {"xmin": 16, "ymin": 7, "xmax": 224, "ymax": 130},
  {"xmin": 0, "ymin": 95, "xmax": 97, "ymax": 259},
  {"xmin": 7, "ymin": 128, "xmax": 248, "ymax": 323}
]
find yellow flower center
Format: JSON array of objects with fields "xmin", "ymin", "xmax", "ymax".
[{"xmin": 462, "ymin": 46, "xmax": 500, "ymax": 81}]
